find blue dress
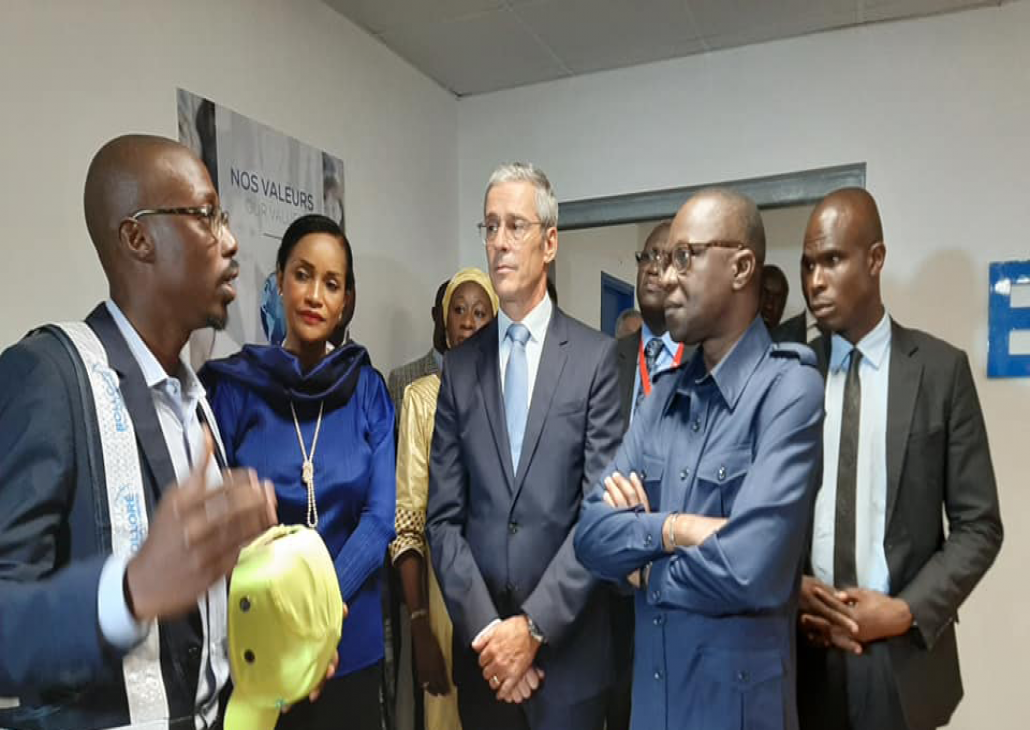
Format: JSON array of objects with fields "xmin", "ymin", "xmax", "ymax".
[{"xmin": 202, "ymin": 343, "xmax": 396, "ymax": 677}]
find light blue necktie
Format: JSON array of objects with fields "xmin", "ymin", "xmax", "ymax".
[{"xmin": 504, "ymin": 323, "xmax": 531, "ymax": 474}]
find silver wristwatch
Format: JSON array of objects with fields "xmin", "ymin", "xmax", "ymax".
[{"xmin": 525, "ymin": 614, "xmax": 547, "ymax": 644}]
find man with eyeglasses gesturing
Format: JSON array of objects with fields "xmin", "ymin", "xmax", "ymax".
[
  {"xmin": 426, "ymin": 163, "xmax": 621, "ymax": 730},
  {"xmin": 0, "ymin": 135, "xmax": 284, "ymax": 729},
  {"xmin": 576, "ymin": 188, "xmax": 824, "ymax": 730}
]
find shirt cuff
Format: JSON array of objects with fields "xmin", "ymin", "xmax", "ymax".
[
  {"xmin": 473, "ymin": 618, "xmax": 501, "ymax": 647},
  {"xmin": 639, "ymin": 510, "xmax": 670, "ymax": 554},
  {"xmin": 97, "ymin": 554, "xmax": 150, "ymax": 651}
]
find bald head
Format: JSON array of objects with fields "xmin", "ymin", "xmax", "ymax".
[
  {"xmin": 806, "ymin": 187, "xmax": 883, "ymax": 252},
  {"xmin": 643, "ymin": 220, "xmax": 672, "ymax": 251},
  {"xmin": 802, "ymin": 187, "xmax": 886, "ymax": 343},
  {"xmin": 684, "ymin": 188, "xmax": 766, "ymax": 264},
  {"xmin": 84, "ymin": 134, "xmax": 208, "ymax": 266}
]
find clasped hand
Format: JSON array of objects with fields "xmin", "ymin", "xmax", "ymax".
[
  {"xmin": 472, "ymin": 616, "xmax": 544, "ymax": 704},
  {"xmin": 799, "ymin": 576, "xmax": 914, "ymax": 653}
]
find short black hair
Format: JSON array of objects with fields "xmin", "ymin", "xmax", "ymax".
[{"xmin": 277, "ymin": 213, "xmax": 354, "ymax": 292}]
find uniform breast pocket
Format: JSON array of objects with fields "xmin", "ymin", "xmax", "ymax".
[
  {"xmin": 638, "ymin": 453, "xmax": 666, "ymax": 510},
  {"xmin": 686, "ymin": 648, "xmax": 786, "ymax": 730},
  {"xmin": 695, "ymin": 448, "xmax": 751, "ymax": 516}
]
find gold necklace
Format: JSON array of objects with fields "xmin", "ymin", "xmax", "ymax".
[{"xmin": 290, "ymin": 401, "xmax": 324, "ymax": 528}]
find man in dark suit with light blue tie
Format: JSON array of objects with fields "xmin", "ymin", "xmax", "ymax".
[{"xmin": 426, "ymin": 162, "xmax": 622, "ymax": 730}]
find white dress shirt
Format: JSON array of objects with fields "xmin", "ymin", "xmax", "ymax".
[
  {"xmin": 497, "ymin": 292, "xmax": 553, "ymax": 405},
  {"xmin": 98, "ymin": 300, "xmax": 229, "ymax": 729},
  {"xmin": 811, "ymin": 311, "xmax": 892, "ymax": 593}
]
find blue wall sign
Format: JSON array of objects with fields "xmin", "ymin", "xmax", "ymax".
[{"xmin": 988, "ymin": 260, "xmax": 1030, "ymax": 378}]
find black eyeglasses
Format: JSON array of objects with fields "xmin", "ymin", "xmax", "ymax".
[
  {"xmin": 129, "ymin": 205, "xmax": 230, "ymax": 239},
  {"xmin": 635, "ymin": 241, "xmax": 745, "ymax": 274},
  {"xmin": 477, "ymin": 217, "xmax": 545, "ymax": 249}
]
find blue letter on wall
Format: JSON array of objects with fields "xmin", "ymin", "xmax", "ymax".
[{"xmin": 988, "ymin": 260, "xmax": 1030, "ymax": 378}]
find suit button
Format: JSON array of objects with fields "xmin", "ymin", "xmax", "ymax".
[
  {"xmin": 653, "ymin": 615, "xmax": 664, "ymax": 626},
  {"xmin": 509, "ymin": 522, "xmax": 519, "ymax": 535},
  {"xmin": 692, "ymin": 419, "xmax": 701, "ymax": 432},
  {"xmin": 736, "ymin": 670, "xmax": 749, "ymax": 683},
  {"xmin": 188, "ymin": 646, "xmax": 201, "ymax": 661},
  {"xmin": 717, "ymin": 466, "xmax": 727, "ymax": 481},
  {"xmin": 645, "ymin": 534, "xmax": 653, "ymax": 546},
  {"xmin": 640, "ymin": 470, "xmax": 647, "ymax": 480},
  {"xmin": 680, "ymin": 469, "xmax": 689, "ymax": 480},
  {"xmin": 653, "ymin": 670, "xmax": 663, "ymax": 681},
  {"xmin": 651, "ymin": 590, "xmax": 660, "ymax": 602}
]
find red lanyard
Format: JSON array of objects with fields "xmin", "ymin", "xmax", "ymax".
[{"xmin": 638, "ymin": 338, "xmax": 685, "ymax": 397}]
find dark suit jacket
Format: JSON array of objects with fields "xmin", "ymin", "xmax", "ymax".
[
  {"xmin": 772, "ymin": 312, "xmax": 808, "ymax": 345},
  {"xmin": 426, "ymin": 307, "xmax": 622, "ymax": 720},
  {"xmin": 615, "ymin": 330, "xmax": 641, "ymax": 432},
  {"xmin": 799, "ymin": 321, "xmax": 1003, "ymax": 730},
  {"xmin": 0, "ymin": 305, "xmax": 209, "ymax": 730}
]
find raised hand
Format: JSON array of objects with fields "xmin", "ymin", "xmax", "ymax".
[{"xmin": 125, "ymin": 427, "xmax": 278, "ymax": 622}]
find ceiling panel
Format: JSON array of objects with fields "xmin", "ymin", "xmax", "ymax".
[
  {"xmin": 860, "ymin": 0, "xmax": 997, "ymax": 22},
  {"xmin": 514, "ymin": 0, "xmax": 706, "ymax": 74},
  {"xmin": 687, "ymin": 0, "xmax": 857, "ymax": 38},
  {"xmin": 323, "ymin": 0, "xmax": 504, "ymax": 35},
  {"xmin": 380, "ymin": 8, "xmax": 569, "ymax": 95},
  {"xmin": 323, "ymin": 0, "xmax": 1009, "ymax": 95}
]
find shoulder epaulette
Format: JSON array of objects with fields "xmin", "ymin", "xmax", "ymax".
[{"xmin": 769, "ymin": 342, "xmax": 818, "ymax": 367}]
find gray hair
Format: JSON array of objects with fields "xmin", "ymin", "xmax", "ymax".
[
  {"xmin": 614, "ymin": 308, "xmax": 643, "ymax": 338},
  {"xmin": 484, "ymin": 162, "xmax": 559, "ymax": 230}
]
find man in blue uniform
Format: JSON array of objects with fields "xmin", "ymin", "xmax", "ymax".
[{"xmin": 575, "ymin": 188, "xmax": 824, "ymax": 730}]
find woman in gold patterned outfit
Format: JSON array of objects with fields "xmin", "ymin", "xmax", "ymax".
[{"xmin": 391, "ymin": 268, "xmax": 498, "ymax": 730}]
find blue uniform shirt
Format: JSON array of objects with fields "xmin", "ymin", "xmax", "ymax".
[{"xmin": 575, "ymin": 318, "xmax": 824, "ymax": 730}]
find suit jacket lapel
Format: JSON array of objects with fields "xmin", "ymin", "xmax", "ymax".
[
  {"xmin": 616, "ymin": 331, "xmax": 639, "ymax": 430},
  {"xmin": 86, "ymin": 305, "xmax": 178, "ymax": 502},
  {"xmin": 476, "ymin": 320, "xmax": 516, "ymax": 491},
  {"xmin": 512, "ymin": 309, "xmax": 570, "ymax": 498},
  {"xmin": 885, "ymin": 321, "xmax": 921, "ymax": 530},
  {"xmin": 812, "ymin": 334, "xmax": 831, "ymax": 377}
]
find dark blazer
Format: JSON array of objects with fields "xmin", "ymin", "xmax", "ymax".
[
  {"xmin": 426, "ymin": 306, "xmax": 622, "ymax": 728},
  {"xmin": 0, "ymin": 305, "xmax": 209, "ymax": 730},
  {"xmin": 772, "ymin": 312, "xmax": 808, "ymax": 345},
  {"xmin": 799, "ymin": 321, "xmax": 1003, "ymax": 730},
  {"xmin": 615, "ymin": 330, "xmax": 641, "ymax": 432}
]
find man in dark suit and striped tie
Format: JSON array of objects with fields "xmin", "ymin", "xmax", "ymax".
[{"xmin": 796, "ymin": 188, "xmax": 1003, "ymax": 730}]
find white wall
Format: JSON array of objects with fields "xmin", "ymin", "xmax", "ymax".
[
  {"xmin": 0, "ymin": 0, "xmax": 458, "ymax": 371},
  {"xmin": 555, "ymin": 222, "xmax": 639, "ymax": 329},
  {"xmin": 458, "ymin": 4, "xmax": 1029, "ymax": 728},
  {"xmin": 557, "ymin": 206, "xmax": 814, "ymax": 330}
]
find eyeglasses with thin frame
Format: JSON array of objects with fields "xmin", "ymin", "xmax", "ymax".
[
  {"xmin": 128, "ymin": 205, "xmax": 230, "ymax": 239},
  {"xmin": 635, "ymin": 240, "xmax": 746, "ymax": 274},
  {"xmin": 477, "ymin": 217, "xmax": 545, "ymax": 249}
]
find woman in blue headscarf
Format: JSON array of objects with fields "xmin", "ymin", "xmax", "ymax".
[{"xmin": 202, "ymin": 213, "xmax": 394, "ymax": 730}]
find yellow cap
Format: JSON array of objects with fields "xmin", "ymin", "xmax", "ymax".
[{"xmin": 225, "ymin": 525, "xmax": 344, "ymax": 730}]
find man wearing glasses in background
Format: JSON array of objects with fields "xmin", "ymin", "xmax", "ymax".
[
  {"xmin": 0, "ymin": 134, "xmax": 281, "ymax": 729},
  {"xmin": 576, "ymin": 188, "xmax": 824, "ymax": 730},
  {"xmin": 427, "ymin": 162, "xmax": 621, "ymax": 730}
]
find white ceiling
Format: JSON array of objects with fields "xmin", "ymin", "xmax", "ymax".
[{"xmin": 324, "ymin": 0, "xmax": 1004, "ymax": 96}]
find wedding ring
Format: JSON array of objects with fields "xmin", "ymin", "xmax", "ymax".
[{"xmin": 490, "ymin": 675, "xmax": 500, "ymax": 688}]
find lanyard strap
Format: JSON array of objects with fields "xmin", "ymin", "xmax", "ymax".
[{"xmin": 638, "ymin": 338, "xmax": 685, "ymax": 397}]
